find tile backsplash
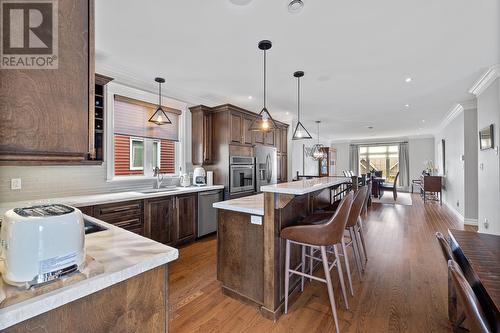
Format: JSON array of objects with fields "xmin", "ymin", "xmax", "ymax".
[{"xmin": 0, "ymin": 164, "xmax": 180, "ymax": 203}]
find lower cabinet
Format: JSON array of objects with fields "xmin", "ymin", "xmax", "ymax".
[
  {"xmin": 80, "ymin": 193, "xmax": 198, "ymax": 246},
  {"xmin": 145, "ymin": 197, "xmax": 176, "ymax": 245},
  {"xmin": 175, "ymin": 194, "xmax": 198, "ymax": 245}
]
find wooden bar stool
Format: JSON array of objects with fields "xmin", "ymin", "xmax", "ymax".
[{"xmin": 281, "ymin": 192, "xmax": 354, "ymax": 333}]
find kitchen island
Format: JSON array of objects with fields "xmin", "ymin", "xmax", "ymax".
[
  {"xmin": 0, "ymin": 216, "xmax": 178, "ymax": 332},
  {"xmin": 213, "ymin": 177, "xmax": 351, "ymax": 320}
]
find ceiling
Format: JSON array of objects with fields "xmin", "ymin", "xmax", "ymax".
[{"xmin": 95, "ymin": 0, "xmax": 499, "ymax": 142}]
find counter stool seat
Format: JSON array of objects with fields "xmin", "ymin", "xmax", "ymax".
[{"xmin": 281, "ymin": 192, "xmax": 354, "ymax": 333}]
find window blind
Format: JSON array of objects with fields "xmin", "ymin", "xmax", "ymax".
[{"xmin": 113, "ymin": 95, "xmax": 181, "ymax": 141}]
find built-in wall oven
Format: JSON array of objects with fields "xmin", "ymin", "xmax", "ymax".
[{"xmin": 229, "ymin": 156, "xmax": 255, "ymax": 194}]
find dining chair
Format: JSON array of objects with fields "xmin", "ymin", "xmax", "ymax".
[
  {"xmin": 436, "ymin": 232, "xmax": 459, "ymax": 324},
  {"xmin": 448, "ymin": 260, "xmax": 492, "ymax": 333},
  {"xmin": 380, "ymin": 172, "xmax": 399, "ymax": 200}
]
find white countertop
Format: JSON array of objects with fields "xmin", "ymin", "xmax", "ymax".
[
  {"xmin": 0, "ymin": 215, "xmax": 179, "ymax": 330},
  {"xmin": 213, "ymin": 194, "xmax": 264, "ymax": 216},
  {"xmin": 0, "ymin": 185, "xmax": 224, "ymax": 215},
  {"xmin": 260, "ymin": 177, "xmax": 351, "ymax": 195}
]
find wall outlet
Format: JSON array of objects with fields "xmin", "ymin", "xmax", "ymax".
[
  {"xmin": 10, "ymin": 178, "xmax": 21, "ymax": 190},
  {"xmin": 484, "ymin": 218, "xmax": 489, "ymax": 229},
  {"xmin": 250, "ymin": 215, "xmax": 262, "ymax": 225}
]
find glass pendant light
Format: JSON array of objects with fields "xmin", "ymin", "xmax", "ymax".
[
  {"xmin": 292, "ymin": 71, "xmax": 312, "ymax": 140},
  {"xmin": 311, "ymin": 121, "xmax": 326, "ymax": 160},
  {"xmin": 149, "ymin": 77, "xmax": 172, "ymax": 125},
  {"xmin": 249, "ymin": 40, "xmax": 277, "ymax": 132}
]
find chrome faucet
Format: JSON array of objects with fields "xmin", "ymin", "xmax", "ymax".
[{"xmin": 153, "ymin": 167, "xmax": 166, "ymax": 189}]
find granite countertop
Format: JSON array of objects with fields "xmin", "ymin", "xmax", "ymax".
[
  {"xmin": 0, "ymin": 215, "xmax": 179, "ymax": 330},
  {"xmin": 213, "ymin": 193, "xmax": 264, "ymax": 216},
  {"xmin": 260, "ymin": 177, "xmax": 351, "ymax": 195},
  {"xmin": 0, "ymin": 185, "xmax": 224, "ymax": 215}
]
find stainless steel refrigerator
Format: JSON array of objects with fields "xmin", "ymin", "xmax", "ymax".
[{"xmin": 255, "ymin": 145, "xmax": 277, "ymax": 191}]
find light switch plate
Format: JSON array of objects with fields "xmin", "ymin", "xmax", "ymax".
[
  {"xmin": 11, "ymin": 178, "xmax": 21, "ymax": 190},
  {"xmin": 251, "ymin": 215, "xmax": 262, "ymax": 225}
]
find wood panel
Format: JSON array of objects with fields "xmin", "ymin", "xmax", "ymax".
[
  {"xmin": 0, "ymin": 0, "xmax": 92, "ymax": 163},
  {"xmin": 243, "ymin": 116, "xmax": 254, "ymax": 145},
  {"xmin": 94, "ymin": 200, "xmax": 144, "ymax": 235},
  {"xmin": 145, "ymin": 197, "xmax": 175, "ymax": 245},
  {"xmin": 6, "ymin": 265, "xmax": 168, "ymax": 333},
  {"xmin": 176, "ymin": 194, "xmax": 198, "ymax": 244},
  {"xmin": 217, "ymin": 210, "xmax": 264, "ymax": 304},
  {"xmin": 171, "ymin": 194, "xmax": 474, "ymax": 333},
  {"xmin": 230, "ymin": 113, "xmax": 242, "ymax": 144},
  {"xmin": 264, "ymin": 130, "xmax": 275, "ymax": 146}
]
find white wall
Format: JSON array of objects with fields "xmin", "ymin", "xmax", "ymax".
[
  {"xmin": 435, "ymin": 113, "xmax": 465, "ymax": 218},
  {"xmin": 290, "ymin": 139, "xmax": 330, "ymax": 178},
  {"xmin": 0, "ymin": 81, "xmax": 190, "ymax": 203},
  {"xmin": 477, "ymin": 79, "xmax": 500, "ymax": 234},
  {"xmin": 331, "ymin": 142, "xmax": 349, "ymax": 176},
  {"xmin": 463, "ymin": 109, "xmax": 478, "ymax": 222}
]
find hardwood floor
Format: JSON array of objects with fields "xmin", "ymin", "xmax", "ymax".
[{"xmin": 169, "ymin": 194, "xmax": 475, "ymax": 333}]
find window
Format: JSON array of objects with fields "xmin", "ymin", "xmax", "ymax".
[
  {"xmin": 152, "ymin": 140, "xmax": 161, "ymax": 169},
  {"xmin": 111, "ymin": 94, "xmax": 180, "ymax": 178},
  {"xmin": 359, "ymin": 145, "xmax": 399, "ymax": 183},
  {"xmin": 130, "ymin": 138, "xmax": 144, "ymax": 170}
]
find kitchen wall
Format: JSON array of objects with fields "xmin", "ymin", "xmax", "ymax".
[
  {"xmin": 476, "ymin": 78, "xmax": 500, "ymax": 234},
  {"xmin": 0, "ymin": 81, "xmax": 191, "ymax": 203},
  {"xmin": 290, "ymin": 138, "xmax": 330, "ymax": 178},
  {"xmin": 331, "ymin": 142, "xmax": 349, "ymax": 176}
]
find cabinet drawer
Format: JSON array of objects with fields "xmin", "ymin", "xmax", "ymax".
[{"xmin": 94, "ymin": 200, "xmax": 144, "ymax": 233}]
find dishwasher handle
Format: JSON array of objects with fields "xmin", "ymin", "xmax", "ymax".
[{"xmin": 199, "ymin": 190, "xmax": 223, "ymax": 196}]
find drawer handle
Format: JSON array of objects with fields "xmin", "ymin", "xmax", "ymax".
[{"xmin": 101, "ymin": 205, "xmax": 140, "ymax": 214}]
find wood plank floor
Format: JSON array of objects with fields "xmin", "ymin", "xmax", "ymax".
[{"xmin": 169, "ymin": 194, "xmax": 476, "ymax": 333}]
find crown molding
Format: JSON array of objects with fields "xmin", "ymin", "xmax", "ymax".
[
  {"xmin": 435, "ymin": 99, "xmax": 477, "ymax": 134},
  {"xmin": 469, "ymin": 64, "xmax": 500, "ymax": 97}
]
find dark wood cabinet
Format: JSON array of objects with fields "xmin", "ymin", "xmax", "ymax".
[
  {"xmin": 93, "ymin": 200, "xmax": 145, "ymax": 235},
  {"xmin": 243, "ymin": 116, "xmax": 254, "ymax": 145},
  {"xmin": 253, "ymin": 131, "xmax": 265, "ymax": 144},
  {"xmin": 145, "ymin": 197, "xmax": 175, "ymax": 245},
  {"xmin": 280, "ymin": 127, "xmax": 288, "ymax": 153},
  {"xmin": 230, "ymin": 113, "xmax": 243, "ymax": 144},
  {"xmin": 264, "ymin": 130, "xmax": 275, "ymax": 146},
  {"xmin": 175, "ymin": 194, "xmax": 198, "ymax": 244},
  {"xmin": 190, "ymin": 105, "xmax": 213, "ymax": 165},
  {"xmin": 91, "ymin": 74, "xmax": 113, "ymax": 161},
  {"xmin": 0, "ymin": 0, "xmax": 95, "ymax": 164}
]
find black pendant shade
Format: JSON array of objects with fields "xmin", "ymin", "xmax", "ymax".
[
  {"xmin": 292, "ymin": 71, "xmax": 312, "ymax": 140},
  {"xmin": 249, "ymin": 40, "xmax": 277, "ymax": 132},
  {"xmin": 149, "ymin": 77, "xmax": 172, "ymax": 125}
]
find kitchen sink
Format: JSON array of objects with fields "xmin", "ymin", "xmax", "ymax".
[
  {"xmin": 136, "ymin": 187, "xmax": 180, "ymax": 194},
  {"xmin": 84, "ymin": 218, "xmax": 107, "ymax": 235}
]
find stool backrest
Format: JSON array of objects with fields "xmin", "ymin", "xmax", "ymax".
[
  {"xmin": 362, "ymin": 181, "xmax": 372, "ymax": 211},
  {"xmin": 448, "ymin": 260, "xmax": 492, "ymax": 333},
  {"xmin": 346, "ymin": 186, "xmax": 368, "ymax": 228},
  {"xmin": 435, "ymin": 232, "xmax": 454, "ymax": 262}
]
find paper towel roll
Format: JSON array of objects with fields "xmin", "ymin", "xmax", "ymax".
[{"xmin": 206, "ymin": 171, "xmax": 214, "ymax": 186}]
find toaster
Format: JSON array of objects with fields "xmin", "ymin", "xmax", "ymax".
[{"xmin": 0, "ymin": 204, "xmax": 85, "ymax": 287}]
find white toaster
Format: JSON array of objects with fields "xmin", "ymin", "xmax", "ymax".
[{"xmin": 0, "ymin": 204, "xmax": 85, "ymax": 287}]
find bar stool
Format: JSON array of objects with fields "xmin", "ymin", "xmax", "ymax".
[{"xmin": 281, "ymin": 192, "xmax": 354, "ymax": 333}]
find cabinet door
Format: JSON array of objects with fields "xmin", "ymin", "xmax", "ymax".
[
  {"xmin": 281, "ymin": 155, "xmax": 288, "ymax": 182},
  {"xmin": 176, "ymin": 194, "xmax": 198, "ymax": 244},
  {"xmin": 264, "ymin": 130, "xmax": 275, "ymax": 146},
  {"xmin": 230, "ymin": 113, "xmax": 242, "ymax": 143},
  {"xmin": 243, "ymin": 116, "xmax": 254, "ymax": 145},
  {"xmin": 281, "ymin": 127, "xmax": 288, "ymax": 153},
  {"xmin": 146, "ymin": 197, "xmax": 175, "ymax": 245},
  {"xmin": 0, "ymin": 0, "xmax": 92, "ymax": 163},
  {"xmin": 253, "ymin": 131, "xmax": 264, "ymax": 144},
  {"xmin": 277, "ymin": 154, "xmax": 282, "ymax": 182},
  {"xmin": 203, "ymin": 112, "xmax": 213, "ymax": 163}
]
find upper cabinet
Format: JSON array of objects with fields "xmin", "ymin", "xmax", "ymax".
[
  {"xmin": 0, "ymin": 0, "xmax": 95, "ymax": 164},
  {"xmin": 190, "ymin": 105, "xmax": 213, "ymax": 165}
]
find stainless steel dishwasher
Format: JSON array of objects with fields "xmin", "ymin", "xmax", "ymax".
[{"xmin": 197, "ymin": 189, "xmax": 223, "ymax": 237}]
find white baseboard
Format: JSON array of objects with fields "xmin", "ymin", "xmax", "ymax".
[
  {"xmin": 444, "ymin": 201, "xmax": 464, "ymax": 222},
  {"xmin": 464, "ymin": 218, "xmax": 478, "ymax": 226}
]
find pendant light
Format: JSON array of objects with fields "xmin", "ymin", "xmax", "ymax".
[
  {"xmin": 311, "ymin": 121, "xmax": 326, "ymax": 160},
  {"xmin": 249, "ymin": 40, "xmax": 277, "ymax": 132},
  {"xmin": 292, "ymin": 71, "xmax": 312, "ymax": 140},
  {"xmin": 149, "ymin": 77, "xmax": 172, "ymax": 125}
]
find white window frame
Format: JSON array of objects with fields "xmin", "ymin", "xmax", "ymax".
[
  {"xmin": 152, "ymin": 139, "xmax": 161, "ymax": 169},
  {"xmin": 129, "ymin": 137, "xmax": 145, "ymax": 171}
]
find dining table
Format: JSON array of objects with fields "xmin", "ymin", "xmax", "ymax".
[{"xmin": 448, "ymin": 229, "xmax": 500, "ymax": 332}]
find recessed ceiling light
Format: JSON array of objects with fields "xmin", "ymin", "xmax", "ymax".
[
  {"xmin": 288, "ymin": 0, "xmax": 304, "ymax": 13},
  {"xmin": 229, "ymin": 0, "xmax": 252, "ymax": 6},
  {"xmin": 404, "ymin": 104, "xmax": 410, "ymax": 108},
  {"xmin": 285, "ymin": 111, "xmax": 290, "ymax": 115},
  {"xmin": 405, "ymin": 77, "xmax": 412, "ymax": 83},
  {"xmin": 248, "ymin": 95, "xmax": 253, "ymax": 100},
  {"xmin": 422, "ymin": 119, "xmax": 425, "ymax": 123}
]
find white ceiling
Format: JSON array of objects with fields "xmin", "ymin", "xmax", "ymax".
[{"xmin": 95, "ymin": 0, "xmax": 499, "ymax": 141}]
